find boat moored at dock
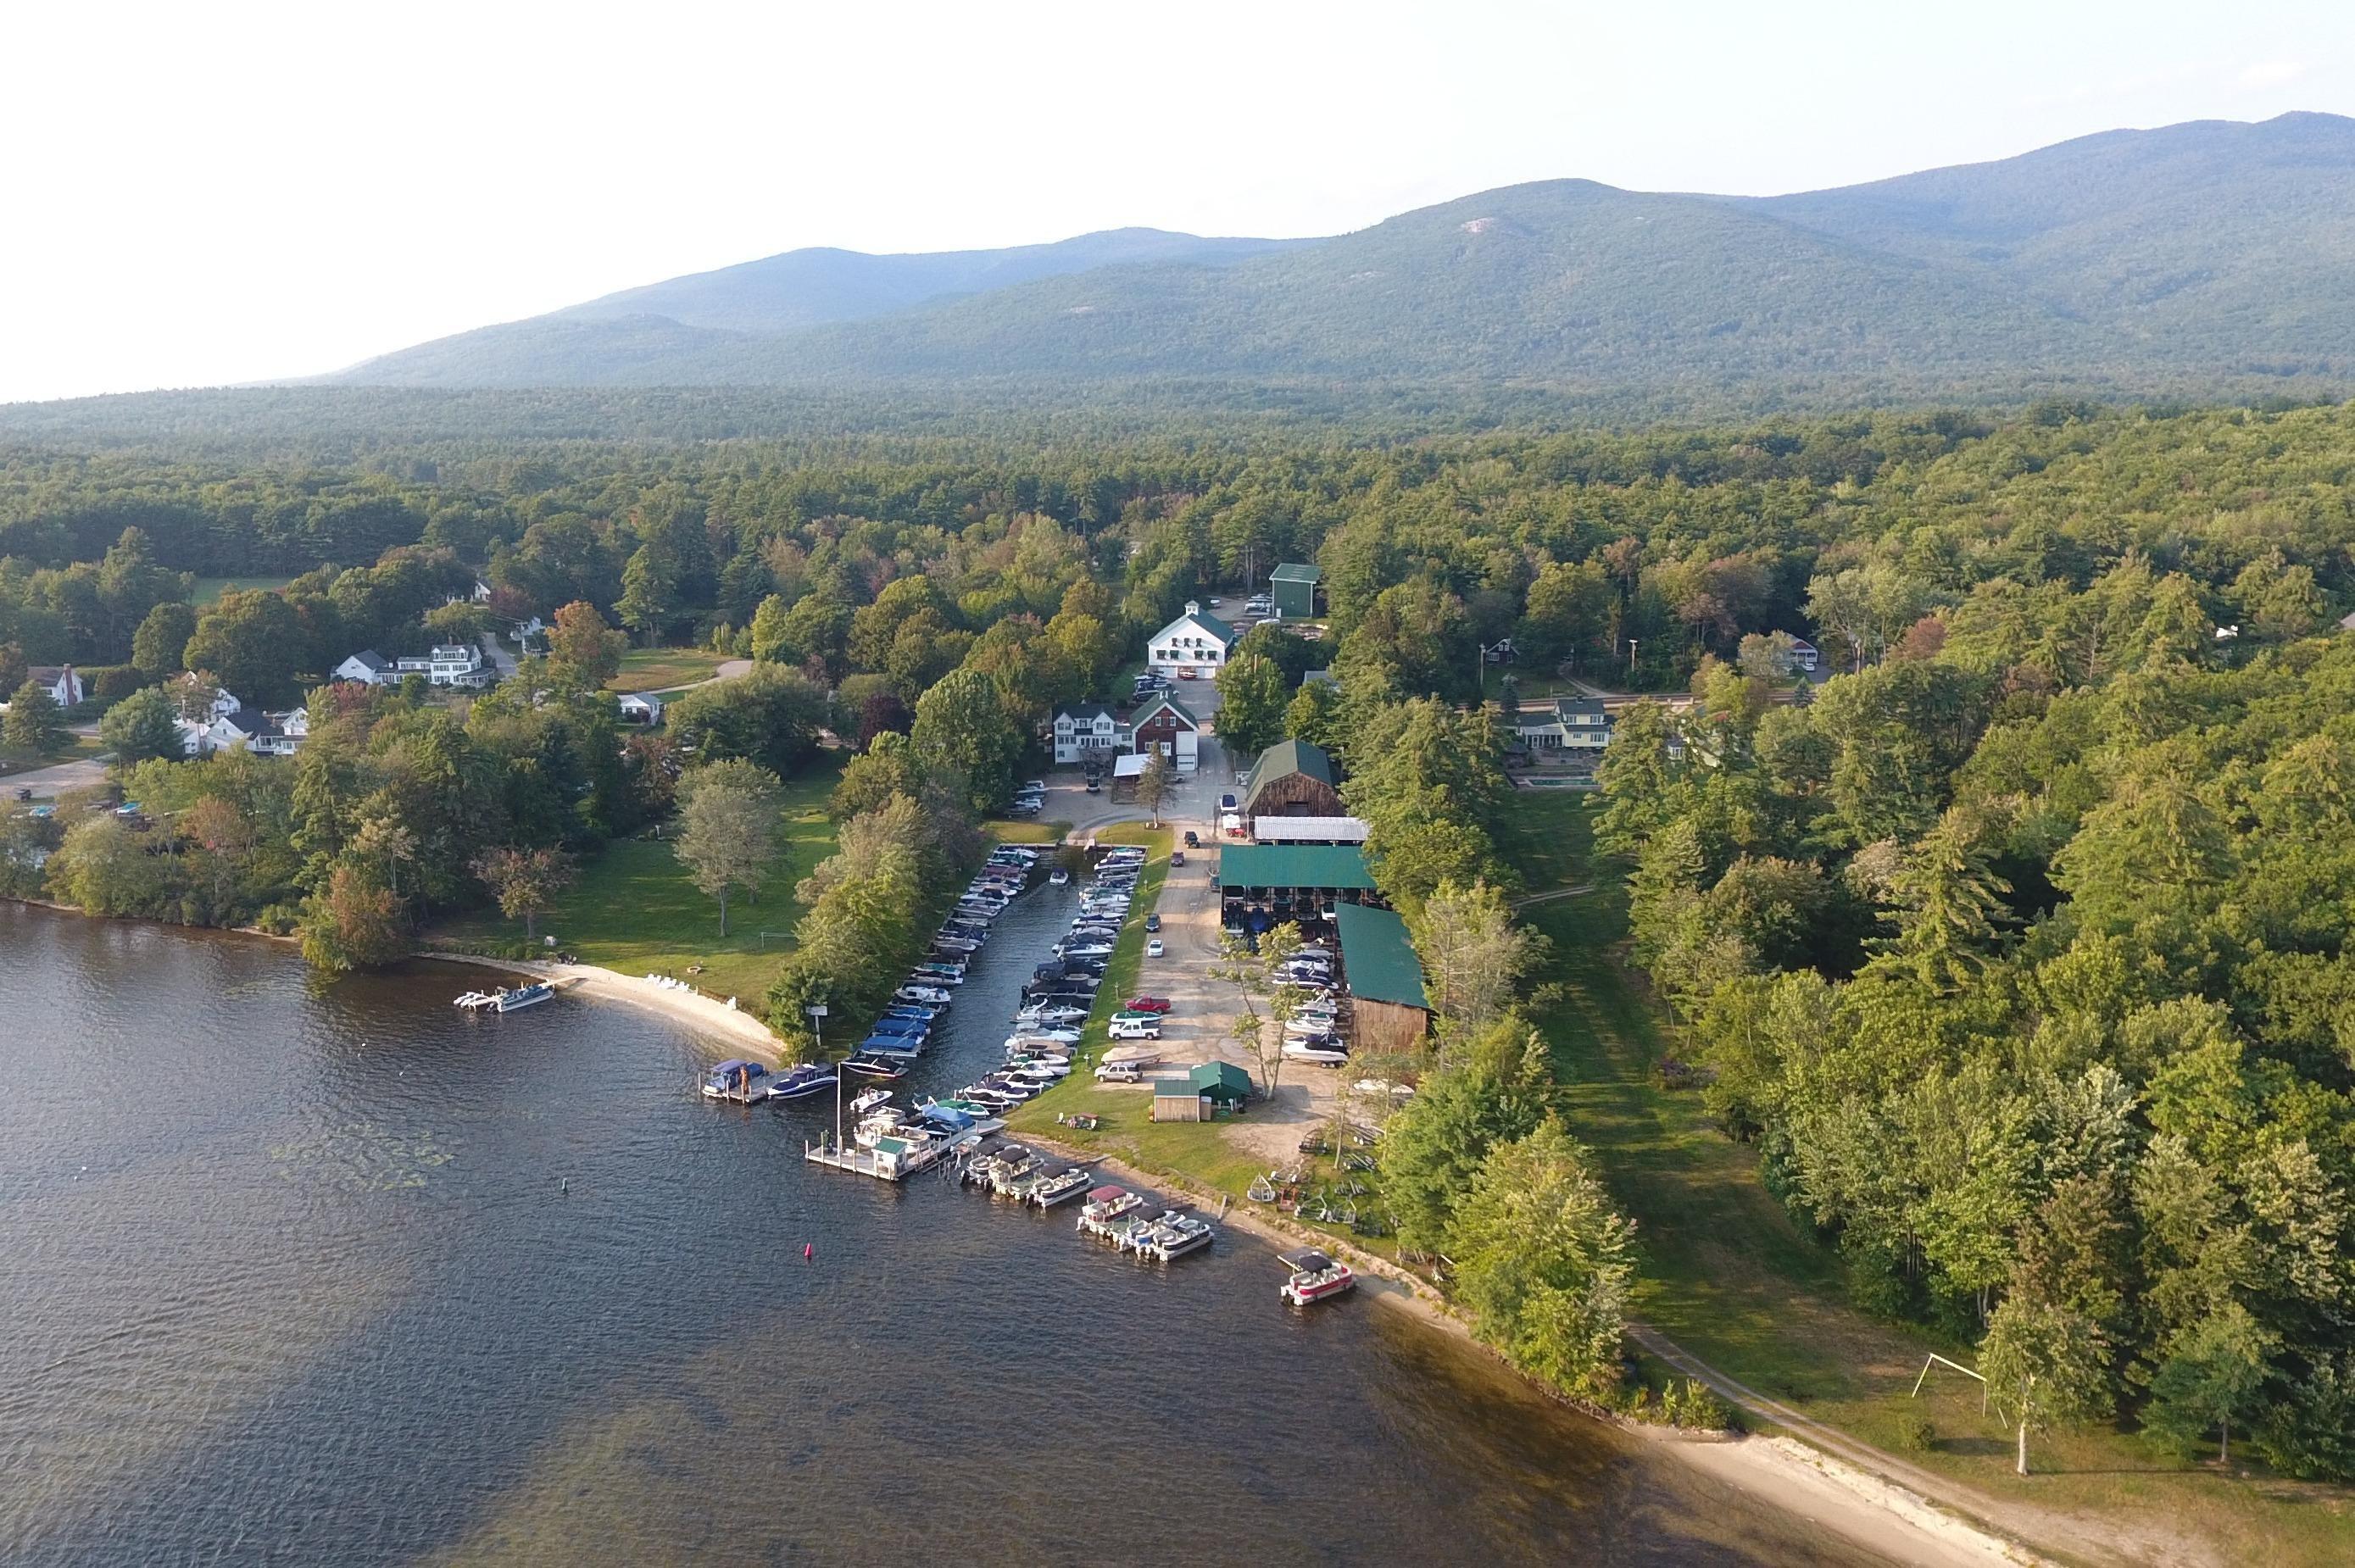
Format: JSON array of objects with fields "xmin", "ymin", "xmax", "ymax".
[{"xmin": 1278, "ymin": 1248, "xmax": 1356, "ymax": 1305}]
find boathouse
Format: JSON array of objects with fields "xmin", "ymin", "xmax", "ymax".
[
  {"xmin": 1219, "ymin": 842, "xmax": 1382, "ymax": 933},
  {"xmin": 1333, "ymin": 902, "xmax": 1432, "ymax": 1053},
  {"xmin": 1242, "ymin": 739, "xmax": 1344, "ymax": 821}
]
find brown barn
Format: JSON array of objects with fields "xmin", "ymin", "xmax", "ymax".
[
  {"xmin": 1242, "ymin": 739, "xmax": 1343, "ymax": 820},
  {"xmin": 1333, "ymin": 903, "xmax": 1432, "ymax": 1054}
]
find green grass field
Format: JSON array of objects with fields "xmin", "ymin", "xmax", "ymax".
[
  {"xmin": 1515, "ymin": 789, "xmax": 2354, "ymax": 1564},
  {"xmin": 608, "ymin": 648, "xmax": 729, "ymax": 693},
  {"xmin": 435, "ymin": 754, "xmax": 843, "ymax": 1003},
  {"xmin": 187, "ymin": 575, "xmax": 298, "ymax": 608}
]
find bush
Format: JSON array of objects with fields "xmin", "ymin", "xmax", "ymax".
[
  {"xmin": 253, "ymin": 903, "xmax": 304, "ymax": 937},
  {"xmin": 86, "ymin": 664, "xmax": 144, "ymax": 702},
  {"xmin": 1896, "ymin": 1413, "xmax": 1936, "ymax": 1452}
]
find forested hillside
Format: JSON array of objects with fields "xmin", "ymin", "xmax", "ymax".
[
  {"xmin": 10, "ymin": 396, "xmax": 2355, "ymax": 1479},
  {"xmin": 273, "ymin": 113, "xmax": 2355, "ymax": 409}
]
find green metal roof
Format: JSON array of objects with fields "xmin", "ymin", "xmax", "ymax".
[
  {"xmin": 1153, "ymin": 1076, "xmax": 1200, "ymax": 1097},
  {"xmin": 1244, "ymin": 738, "xmax": 1338, "ymax": 803},
  {"xmin": 1218, "ymin": 843, "xmax": 1375, "ymax": 892},
  {"xmin": 1333, "ymin": 902, "xmax": 1431, "ymax": 1011},
  {"xmin": 1189, "ymin": 1061, "xmax": 1252, "ymax": 1101},
  {"xmin": 1269, "ymin": 563, "xmax": 1322, "ymax": 584}
]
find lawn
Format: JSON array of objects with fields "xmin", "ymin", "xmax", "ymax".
[
  {"xmin": 434, "ymin": 754, "xmax": 844, "ymax": 1004},
  {"xmin": 1516, "ymin": 790, "xmax": 2355, "ymax": 1565},
  {"xmin": 0, "ymin": 731, "xmax": 109, "ymax": 773},
  {"xmin": 187, "ymin": 575, "xmax": 298, "ymax": 608},
  {"xmin": 1491, "ymin": 787, "xmax": 1594, "ymax": 895},
  {"xmin": 608, "ymin": 648, "xmax": 729, "ymax": 693}
]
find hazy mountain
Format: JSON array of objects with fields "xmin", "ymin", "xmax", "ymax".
[
  {"xmin": 331, "ymin": 229, "xmax": 1306, "ymax": 386},
  {"xmin": 320, "ymin": 113, "xmax": 2355, "ymax": 401}
]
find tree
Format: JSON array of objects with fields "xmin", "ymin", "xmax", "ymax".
[
  {"xmin": 47, "ymin": 814, "xmax": 171, "ymax": 918},
  {"xmin": 1135, "ymin": 748, "xmax": 1177, "ymax": 826},
  {"xmin": 665, "ymin": 664, "xmax": 827, "ymax": 778},
  {"xmin": 546, "ymin": 600, "xmax": 627, "ymax": 683},
  {"xmin": 1446, "ymin": 1118, "xmax": 1636, "ymax": 1399},
  {"xmin": 4, "ymin": 680, "xmax": 68, "ymax": 754},
  {"xmin": 100, "ymin": 686, "xmax": 182, "ymax": 766},
  {"xmin": 182, "ymin": 588, "xmax": 313, "ymax": 708},
  {"xmin": 1283, "ymin": 679, "xmax": 1346, "ymax": 753},
  {"xmin": 1215, "ymin": 651, "xmax": 1289, "ymax": 759},
  {"xmin": 132, "ymin": 600, "xmax": 198, "ymax": 675},
  {"xmin": 182, "ymin": 793, "xmax": 256, "ymax": 916},
  {"xmin": 2144, "ymin": 1301, "xmax": 2276, "ymax": 1465},
  {"xmin": 1378, "ymin": 1064, "xmax": 1545, "ymax": 1253},
  {"xmin": 673, "ymin": 759, "xmax": 784, "ymax": 936},
  {"xmin": 300, "ymin": 861, "xmax": 409, "ymax": 971},
  {"xmin": 910, "ymin": 668, "xmax": 1023, "ymax": 815},
  {"xmin": 1412, "ymin": 879, "xmax": 1548, "ymax": 1032},
  {"xmin": 1978, "ymin": 1292, "xmax": 2113, "ymax": 1476},
  {"xmin": 473, "ymin": 847, "xmax": 576, "ymax": 942}
]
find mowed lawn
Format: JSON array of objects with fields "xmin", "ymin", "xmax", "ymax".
[
  {"xmin": 607, "ymin": 647, "xmax": 730, "ymax": 693},
  {"xmin": 439, "ymin": 754, "xmax": 844, "ymax": 1003},
  {"xmin": 1517, "ymin": 790, "xmax": 2355, "ymax": 1564},
  {"xmin": 1492, "ymin": 786, "xmax": 1594, "ymax": 894}
]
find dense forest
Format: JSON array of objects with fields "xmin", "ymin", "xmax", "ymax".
[{"xmin": 8, "ymin": 396, "xmax": 2355, "ymax": 1472}]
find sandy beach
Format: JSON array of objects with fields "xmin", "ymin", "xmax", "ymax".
[
  {"xmin": 1022, "ymin": 1134, "xmax": 2046, "ymax": 1568},
  {"xmin": 423, "ymin": 953, "xmax": 786, "ymax": 1059}
]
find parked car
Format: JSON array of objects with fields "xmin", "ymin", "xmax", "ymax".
[
  {"xmin": 1219, "ymin": 793, "xmax": 1238, "ymax": 811},
  {"xmin": 1145, "ymin": 937, "xmax": 1166, "ymax": 958},
  {"xmin": 1023, "ymin": 780, "xmax": 1047, "ymax": 792},
  {"xmin": 1178, "ymin": 669, "xmax": 1197, "ymax": 680},
  {"xmin": 1125, "ymin": 996, "xmax": 1172, "ymax": 1012},
  {"xmin": 1144, "ymin": 914, "xmax": 1161, "ymax": 932},
  {"xmin": 1109, "ymin": 1018, "xmax": 1162, "ymax": 1041},
  {"xmin": 1170, "ymin": 851, "xmax": 1185, "ymax": 866},
  {"xmin": 1086, "ymin": 778, "xmax": 1101, "ymax": 792},
  {"xmin": 1183, "ymin": 830, "xmax": 1200, "ymax": 848}
]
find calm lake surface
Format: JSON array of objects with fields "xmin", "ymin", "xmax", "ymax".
[{"xmin": 0, "ymin": 896, "xmax": 1885, "ymax": 1566}]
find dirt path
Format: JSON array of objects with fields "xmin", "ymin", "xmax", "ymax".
[
  {"xmin": 1510, "ymin": 882, "xmax": 1595, "ymax": 909},
  {"xmin": 1628, "ymin": 1321, "xmax": 2180, "ymax": 1567}
]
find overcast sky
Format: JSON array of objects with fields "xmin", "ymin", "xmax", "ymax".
[{"xmin": 4, "ymin": 0, "xmax": 2349, "ymax": 403}]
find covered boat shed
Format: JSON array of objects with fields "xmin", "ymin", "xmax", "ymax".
[
  {"xmin": 1333, "ymin": 902, "xmax": 1432, "ymax": 1053},
  {"xmin": 1219, "ymin": 843, "xmax": 1380, "ymax": 931}
]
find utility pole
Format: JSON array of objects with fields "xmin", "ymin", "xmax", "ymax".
[
  {"xmin": 810, "ymin": 1004, "xmax": 832, "ymax": 1151},
  {"xmin": 1626, "ymin": 637, "xmax": 1640, "ymax": 680}
]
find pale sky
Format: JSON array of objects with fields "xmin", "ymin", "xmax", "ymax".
[{"xmin": 3, "ymin": 0, "xmax": 2349, "ymax": 403}]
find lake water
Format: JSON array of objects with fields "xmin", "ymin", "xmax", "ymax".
[{"xmin": 0, "ymin": 897, "xmax": 1885, "ymax": 1565}]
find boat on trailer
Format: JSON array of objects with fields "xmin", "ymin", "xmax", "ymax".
[{"xmin": 1279, "ymin": 1247, "xmax": 1356, "ymax": 1305}]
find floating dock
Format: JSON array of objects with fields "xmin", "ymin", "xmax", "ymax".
[{"xmin": 804, "ymin": 1130, "xmax": 982, "ymax": 1182}]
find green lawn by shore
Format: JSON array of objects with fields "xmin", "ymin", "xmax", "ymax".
[
  {"xmin": 1518, "ymin": 789, "xmax": 2353, "ymax": 1565},
  {"xmin": 433, "ymin": 754, "xmax": 843, "ymax": 1004}
]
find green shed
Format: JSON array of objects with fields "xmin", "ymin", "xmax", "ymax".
[
  {"xmin": 1270, "ymin": 563, "xmax": 1322, "ymax": 619},
  {"xmin": 1333, "ymin": 901, "xmax": 1433, "ymax": 1053},
  {"xmin": 1189, "ymin": 1060, "xmax": 1253, "ymax": 1106}
]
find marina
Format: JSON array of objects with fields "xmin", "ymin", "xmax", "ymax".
[{"xmin": 3, "ymin": 896, "xmax": 1896, "ymax": 1568}]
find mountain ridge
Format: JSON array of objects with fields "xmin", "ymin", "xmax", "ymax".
[{"xmin": 320, "ymin": 112, "xmax": 2355, "ymax": 398}]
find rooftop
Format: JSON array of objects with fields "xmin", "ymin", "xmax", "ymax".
[
  {"xmin": 1333, "ymin": 901, "xmax": 1430, "ymax": 1011},
  {"xmin": 1244, "ymin": 738, "xmax": 1339, "ymax": 800},
  {"xmin": 1269, "ymin": 563, "xmax": 1322, "ymax": 584},
  {"xmin": 1218, "ymin": 842, "xmax": 1376, "ymax": 892}
]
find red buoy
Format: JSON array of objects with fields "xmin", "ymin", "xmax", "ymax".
[{"xmin": 803, "ymin": 1243, "xmax": 814, "ymax": 1262}]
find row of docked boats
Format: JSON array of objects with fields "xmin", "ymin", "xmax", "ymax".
[
  {"xmin": 700, "ymin": 1058, "xmax": 837, "ymax": 1104},
  {"xmin": 959, "ymin": 1142, "xmax": 1094, "ymax": 1208},
  {"xmin": 1074, "ymin": 1183, "xmax": 1218, "ymax": 1262},
  {"xmin": 842, "ymin": 845, "xmax": 1044, "ymax": 1078}
]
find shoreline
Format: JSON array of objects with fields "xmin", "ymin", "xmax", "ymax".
[
  {"xmin": 1021, "ymin": 1132, "xmax": 2041, "ymax": 1568},
  {"xmin": 420, "ymin": 952, "xmax": 787, "ymax": 1059}
]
